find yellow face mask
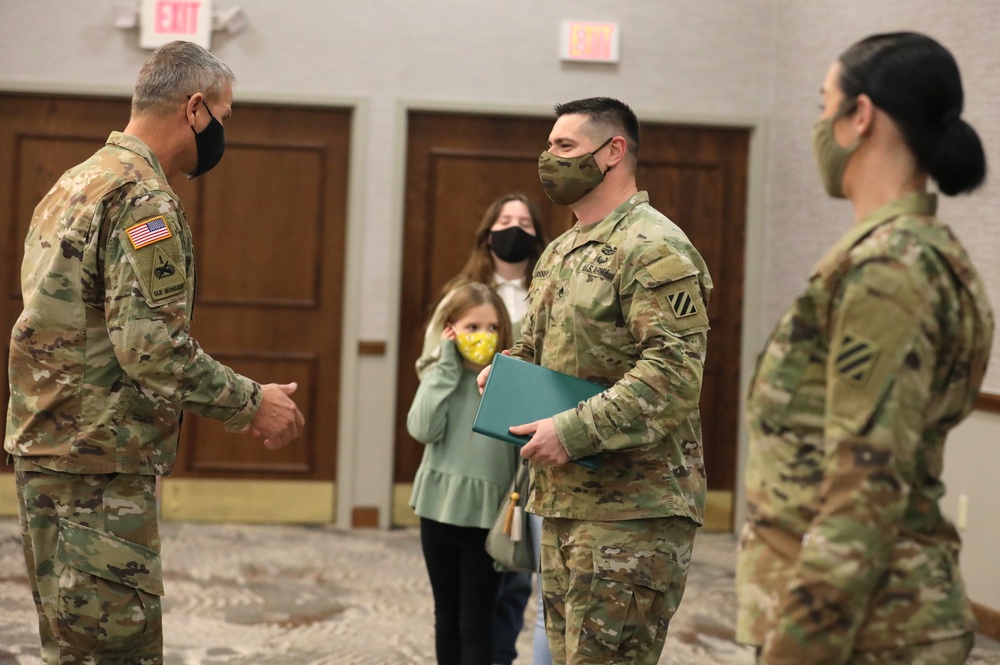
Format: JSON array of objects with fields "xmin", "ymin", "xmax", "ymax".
[{"xmin": 455, "ymin": 331, "xmax": 498, "ymax": 366}]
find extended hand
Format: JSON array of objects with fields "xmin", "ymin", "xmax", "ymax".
[
  {"xmin": 476, "ymin": 349, "xmax": 511, "ymax": 394},
  {"xmin": 510, "ymin": 417, "xmax": 569, "ymax": 467},
  {"xmin": 244, "ymin": 382, "xmax": 305, "ymax": 450}
]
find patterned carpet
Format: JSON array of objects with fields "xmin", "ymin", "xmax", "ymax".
[{"xmin": 0, "ymin": 519, "xmax": 997, "ymax": 664}]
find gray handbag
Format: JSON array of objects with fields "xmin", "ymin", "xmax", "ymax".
[{"xmin": 485, "ymin": 460, "xmax": 535, "ymax": 573}]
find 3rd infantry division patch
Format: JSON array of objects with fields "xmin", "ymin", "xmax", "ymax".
[
  {"xmin": 667, "ymin": 290, "xmax": 698, "ymax": 318},
  {"xmin": 836, "ymin": 334, "xmax": 879, "ymax": 384}
]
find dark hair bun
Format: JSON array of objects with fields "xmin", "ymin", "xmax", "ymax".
[{"xmin": 924, "ymin": 118, "xmax": 987, "ymax": 195}]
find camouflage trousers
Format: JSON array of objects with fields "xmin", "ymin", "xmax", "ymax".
[
  {"xmin": 539, "ymin": 515, "xmax": 697, "ymax": 665},
  {"xmin": 14, "ymin": 458, "xmax": 164, "ymax": 665},
  {"xmin": 756, "ymin": 633, "xmax": 974, "ymax": 664}
]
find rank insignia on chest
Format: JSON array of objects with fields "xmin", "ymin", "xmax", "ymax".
[
  {"xmin": 125, "ymin": 216, "xmax": 173, "ymax": 249},
  {"xmin": 836, "ymin": 334, "xmax": 879, "ymax": 384},
  {"xmin": 667, "ymin": 290, "xmax": 699, "ymax": 318}
]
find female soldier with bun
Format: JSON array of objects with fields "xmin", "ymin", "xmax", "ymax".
[{"xmin": 737, "ymin": 32, "xmax": 993, "ymax": 665}]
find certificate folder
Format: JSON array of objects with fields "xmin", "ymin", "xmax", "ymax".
[{"xmin": 473, "ymin": 353, "xmax": 603, "ymax": 470}]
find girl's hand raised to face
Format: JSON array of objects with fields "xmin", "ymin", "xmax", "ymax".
[{"xmin": 441, "ymin": 324, "xmax": 457, "ymax": 341}]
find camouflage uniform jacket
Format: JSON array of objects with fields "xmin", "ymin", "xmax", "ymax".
[
  {"xmin": 736, "ymin": 192, "xmax": 993, "ymax": 664},
  {"xmin": 5, "ymin": 132, "xmax": 261, "ymax": 476},
  {"xmin": 509, "ymin": 191, "xmax": 712, "ymax": 522}
]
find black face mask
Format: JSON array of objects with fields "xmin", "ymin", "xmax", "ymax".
[
  {"xmin": 489, "ymin": 226, "xmax": 536, "ymax": 264},
  {"xmin": 188, "ymin": 98, "xmax": 225, "ymax": 178}
]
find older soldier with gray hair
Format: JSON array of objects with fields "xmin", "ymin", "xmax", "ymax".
[
  {"xmin": 5, "ymin": 41, "xmax": 304, "ymax": 664},
  {"xmin": 478, "ymin": 97, "xmax": 712, "ymax": 665}
]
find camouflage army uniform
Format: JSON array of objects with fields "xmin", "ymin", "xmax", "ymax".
[
  {"xmin": 5, "ymin": 132, "xmax": 261, "ymax": 664},
  {"xmin": 736, "ymin": 193, "xmax": 993, "ymax": 665},
  {"xmin": 508, "ymin": 191, "xmax": 711, "ymax": 664}
]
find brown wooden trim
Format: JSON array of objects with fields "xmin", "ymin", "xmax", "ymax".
[
  {"xmin": 975, "ymin": 392, "xmax": 1000, "ymax": 413},
  {"xmin": 358, "ymin": 340, "xmax": 387, "ymax": 356},
  {"xmin": 973, "ymin": 601, "xmax": 1000, "ymax": 642},
  {"xmin": 351, "ymin": 506, "xmax": 380, "ymax": 528}
]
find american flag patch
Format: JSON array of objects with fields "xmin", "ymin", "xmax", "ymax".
[{"xmin": 125, "ymin": 216, "xmax": 172, "ymax": 249}]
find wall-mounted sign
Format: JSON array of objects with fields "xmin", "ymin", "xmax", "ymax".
[
  {"xmin": 560, "ymin": 21, "xmax": 620, "ymax": 63},
  {"xmin": 140, "ymin": 0, "xmax": 214, "ymax": 49}
]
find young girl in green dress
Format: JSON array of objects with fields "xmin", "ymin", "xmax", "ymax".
[{"xmin": 408, "ymin": 282, "xmax": 519, "ymax": 665}]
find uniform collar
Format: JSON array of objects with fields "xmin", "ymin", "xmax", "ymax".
[
  {"xmin": 570, "ymin": 191, "xmax": 649, "ymax": 251},
  {"xmin": 811, "ymin": 192, "xmax": 937, "ymax": 278},
  {"xmin": 106, "ymin": 131, "xmax": 167, "ymax": 180}
]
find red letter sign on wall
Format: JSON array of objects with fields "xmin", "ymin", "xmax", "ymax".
[
  {"xmin": 560, "ymin": 21, "xmax": 621, "ymax": 64},
  {"xmin": 141, "ymin": 0, "xmax": 214, "ymax": 49}
]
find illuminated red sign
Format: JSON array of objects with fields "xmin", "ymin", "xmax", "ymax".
[{"xmin": 561, "ymin": 21, "xmax": 621, "ymax": 63}]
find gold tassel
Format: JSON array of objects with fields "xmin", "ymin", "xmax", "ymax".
[{"xmin": 502, "ymin": 491, "xmax": 519, "ymax": 535}]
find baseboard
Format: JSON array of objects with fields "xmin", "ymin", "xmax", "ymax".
[
  {"xmin": 393, "ymin": 483, "xmax": 419, "ymax": 527},
  {"xmin": 160, "ymin": 478, "xmax": 336, "ymax": 523},
  {"xmin": 973, "ymin": 601, "xmax": 1000, "ymax": 642},
  {"xmin": 0, "ymin": 472, "xmax": 16, "ymax": 517}
]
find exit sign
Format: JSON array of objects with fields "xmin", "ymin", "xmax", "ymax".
[
  {"xmin": 560, "ymin": 21, "xmax": 621, "ymax": 63},
  {"xmin": 140, "ymin": 0, "xmax": 214, "ymax": 49}
]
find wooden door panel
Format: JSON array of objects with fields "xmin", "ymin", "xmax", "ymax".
[
  {"xmin": 0, "ymin": 95, "xmax": 349, "ymax": 485},
  {"xmin": 0, "ymin": 96, "xmax": 128, "ymax": 475},
  {"xmin": 172, "ymin": 104, "xmax": 350, "ymax": 481},
  {"xmin": 180, "ymin": 354, "xmax": 317, "ymax": 474},
  {"xmin": 425, "ymin": 152, "xmax": 555, "ymax": 297},
  {"xmin": 396, "ymin": 113, "xmax": 748, "ymax": 506},
  {"xmin": 395, "ymin": 113, "xmax": 570, "ymax": 482},
  {"xmin": 196, "ymin": 144, "xmax": 324, "ymax": 306}
]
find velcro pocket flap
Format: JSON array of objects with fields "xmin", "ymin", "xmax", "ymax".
[
  {"xmin": 592, "ymin": 546, "xmax": 671, "ymax": 593},
  {"xmin": 638, "ymin": 253, "xmax": 698, "ymax": 287},
  {"xmin": 57, "ymin": 520, "xmax": 164, "ymax": 596}
]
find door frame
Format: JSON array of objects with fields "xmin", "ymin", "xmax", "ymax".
[{"xmin": 384, "ymin": 99, "xmax": 770, "ymax": 532}]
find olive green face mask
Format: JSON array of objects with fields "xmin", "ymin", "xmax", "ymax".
[{"xmin": 811, "ymin": 97, "xmax": 861, "ymax": 199}]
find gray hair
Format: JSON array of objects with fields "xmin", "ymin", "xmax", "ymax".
[{"xmin": 131, "ymin": 40, "xmax": 236, "ymax": 115}]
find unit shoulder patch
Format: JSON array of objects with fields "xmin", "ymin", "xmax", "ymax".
[
  {"xmin": 117, "ymin": 213, "xmax": 186, "ymax": 308},
  {"xmin": 667, "ymin": 290, "xmax": 699, "ymax": 318},
  {"xmin": 149, "ymin": 246, "xmax": 186, "ymax": 301},
  {"xmin": 835, "ymin": 333, "xmax": 879, "ymax": 385}
]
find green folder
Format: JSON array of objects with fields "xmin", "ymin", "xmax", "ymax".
[{"xmin": 473, "ymin": 353, "xmax": 603, "ymax": 470}]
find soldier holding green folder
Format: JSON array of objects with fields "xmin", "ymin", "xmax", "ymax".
[{"xmin": 478, "ymin": 97, "xmax": 712, "ymax": 665}]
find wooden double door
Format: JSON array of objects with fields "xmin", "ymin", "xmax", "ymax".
[
  {"xmin": 395, "ymin": 111, "xmax": 749, "ymax": 528},
  {"xmin": 0, "ymin": 95, "xmax": 350, "ymax": 503}
]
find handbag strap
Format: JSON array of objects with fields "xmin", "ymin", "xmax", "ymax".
[{"xmin": 514, "ymin": 460, "xmax": 531, "ymax": 501}]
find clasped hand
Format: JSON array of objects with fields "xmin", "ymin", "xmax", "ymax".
[{"xmin": 242, "ymin": 382, "xmax": 306, "ymax": 450}]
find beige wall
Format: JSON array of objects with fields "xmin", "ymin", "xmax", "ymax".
[{"xmin": 1, "ymin": 0, "xmax": 999, "ymax": 608}]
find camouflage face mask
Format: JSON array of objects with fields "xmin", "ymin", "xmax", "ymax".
[
  {"xmin": 811, "ymin": 97, "xmax": 860, "ymax": 199},
  {"xmin": 537, "ymin": 137, "xmax": 613, "ymax": 206}
]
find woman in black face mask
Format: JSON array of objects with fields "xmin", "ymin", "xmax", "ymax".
[
  {"xmin": 418, "ymin": 193, "xmax": 548, "ymax": 376},
  {"xmin": 414, "ymin": 192, "xmax": 551, "ymax": 665}
]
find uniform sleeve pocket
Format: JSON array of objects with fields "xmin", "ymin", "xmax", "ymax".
[{"xmin": 636, "ymin": 253, "xmax": 709, "ymax": 336}]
